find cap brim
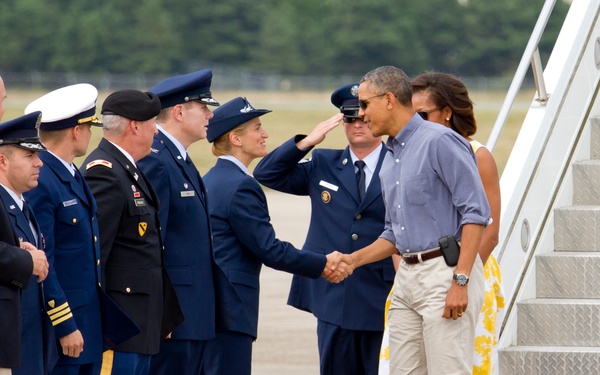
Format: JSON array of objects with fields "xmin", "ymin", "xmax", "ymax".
[
  {"xmin": 197, "ymin": 97, "xmax": 220, "ymax": 106},
  {"xmin": 14, "ymin": 141, "xmax": 47, "ymax": 152}
]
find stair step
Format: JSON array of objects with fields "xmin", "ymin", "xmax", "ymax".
[
  {"xmin": 554, "ymin": 206, "xmax": 600, "ymax": 251},
  {"xmin": 499, "ymin": 346, "xmax": 600, "ymax": 375},
  {"xmin": 573, "ymin": 161, "xmax": 600, "ymax": 205},
  {"xmin": 518, "ymin": 299, "xmax": 600, "ymax": 346},
  {"xmin": 537, "ymin": 252, "xmax": 600, "ymax": 298}
]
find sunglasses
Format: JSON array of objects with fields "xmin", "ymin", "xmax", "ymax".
[
  {"xmin": 343, "ymin": 116, "xmax": 362, "ymax": 123},
  {"xmin": 417, "ymin": 107, "xmax": 442, "ymax": 121},
  {"xmin": 358, "ymin": 93, "xmax": 386, "ymax": 110}
]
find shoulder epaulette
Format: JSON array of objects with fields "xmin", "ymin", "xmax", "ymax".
[{"xmin": 86, "ymin": 160, "xmax": 113, "ymax": 170}]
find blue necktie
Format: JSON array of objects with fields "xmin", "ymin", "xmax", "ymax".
[
  {"xmin": 355, "ymin": 160, "xmax": 366, "ymax": 202},
  {"xmin": 74, "ymin": 168, "xmax": 85, "ymax": 188},
  {"xmin": 22, "ymin": 200, "xmax": 38, "ymax": 248}
]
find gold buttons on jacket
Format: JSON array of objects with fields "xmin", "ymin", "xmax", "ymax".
[
  {"xmin": 94, "ymin": 236, "xmax": 97, "ymax": 242},
  {"xmin": 126, "ymin": 287, "xmax": 131, "ymax": 293},
  {"xmin": 72, "ymin": 218, "xmax": 77, "ymax": 223}
]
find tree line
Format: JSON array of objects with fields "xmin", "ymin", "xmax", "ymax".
[{"xmin": 0, "ymin": 0, "xmax": 569, "ymax": 78}]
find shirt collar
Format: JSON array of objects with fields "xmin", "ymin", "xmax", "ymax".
[
  {"xmin": 385, "ymin": 113, "xmax": 423, "ymax": 153},
  {"xmin": 157, "ymin": 125, "xmax": 187, "ymax": 160},
  {"xmin": 349, "ymin": 143, "xmax": 383, "ymax": 174},
  {"xmin": 0, "ymin": 184, "xmax": 24, "ymax": 210},
  {"xmin": 108, "ymin": 140, "xmax": 136, "ymax": 167},
  {"xmin": 218, "ymin": 155, "xmax": 251, "ymax": 175},
  {"xmin": 47, "ymin": 150, "xmax": 76, "ymax": 177}
]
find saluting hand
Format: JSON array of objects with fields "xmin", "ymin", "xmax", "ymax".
[
  {"xmin": 296, "ymin": 113, "xmax": 344, "ymax": 150},
  {"xmin": 21, "ymin": 242, "xmax": 49, "ymax": 282}
]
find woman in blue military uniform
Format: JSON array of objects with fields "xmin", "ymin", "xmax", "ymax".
[{"xmin": 202, "ymin": 97, "xmax": 347, "ymax": 375}]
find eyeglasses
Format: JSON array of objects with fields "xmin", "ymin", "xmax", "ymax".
[
  {"xmin": 417, "ymin": 107, "xmax": 442, "ymax": 121},
  {"xmin": 343, "ymin": 116, "xmax": 362, "ymax": 123},
  {"xmin": 358, "ymin": 93, "xmax": 387, "ymax": 110}
]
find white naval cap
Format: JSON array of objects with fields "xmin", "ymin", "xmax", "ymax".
[{"xmin": 25, "ymin": 83, "xmax": 102, "ymax": 130}]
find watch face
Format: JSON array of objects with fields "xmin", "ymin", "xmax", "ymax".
[{"xmin": 454, "ymin": 274, "xmax": 469, "ymax": 286}]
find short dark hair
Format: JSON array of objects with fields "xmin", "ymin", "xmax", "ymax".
[
  {"xmin": 411, "ymin": 72, "xmax": 476, "ymax": 137},
  {"xmin": 360, "ymin": 66, "xmax": 412, "ymax": 106}
]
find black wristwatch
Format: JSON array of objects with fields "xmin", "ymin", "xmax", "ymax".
[{"xmin": 453, "ymin": 273, "xmax": 469, "ymax": 286}]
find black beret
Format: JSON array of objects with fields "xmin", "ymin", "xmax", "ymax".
[{"xmin": 101, "ymin": 90, "xmax": 161, "ymax": 121}]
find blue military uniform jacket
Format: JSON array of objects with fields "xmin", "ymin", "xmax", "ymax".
[
  {"xmin": 0, "ymin": 188, "xmax": 58, "ymax": 375},
  {"xmin": 0, "ymin": 194, "xmax": 34, "ymax": 369},
  {"xmin": 203, "ymin": 157, "xmax": 327, "ymax": 338},
  {"xmin": 254, "ymin": 136, "xmax": 395, "ymax": 331},
  {"xmin": 24, "ymin": 152, "xmax": 104, "ymax": 365},
  {"xmin": 82, "ymin": 138, "xmax": 183, "ymax": 355},
  {"xmin": 138, "ymin": 131, "xmax": 237, "ymax": 340}
]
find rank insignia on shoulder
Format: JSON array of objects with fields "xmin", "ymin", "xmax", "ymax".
[
  {"xmin": 151, "ymin": 148, "xmax": 159, "ymax": 153},
  {"xmin": 321, "ymin": 191, "xmax": 331, "ymax": 204},
  {"xmin": 86, "ymin": 160, "xmax": 112, "ymax": 170}
]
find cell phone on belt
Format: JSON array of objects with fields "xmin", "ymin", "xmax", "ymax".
[{"xmin": 439, "ymin": 235, "xmax": 460, "ymax": 267}]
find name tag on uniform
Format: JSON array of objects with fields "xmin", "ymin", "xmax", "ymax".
[
  {"xmin": 319, "ymin": 180, "xmax": 339, "ymax": 191},
  {"xmin": 62, "ymin": 199, "xmax": 78, "ymax": 207},
  {"xmin": 134, "ymin": 198, "xmax": 146, "ymax": 207},
  {"xmin": 180, "ymin": 191, "xmax": 195, "ymax": 198}
]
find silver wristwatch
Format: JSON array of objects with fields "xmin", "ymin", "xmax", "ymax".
[{"xmin": 453, "ymin": 273, "xmax": 469, "ymax": 286}]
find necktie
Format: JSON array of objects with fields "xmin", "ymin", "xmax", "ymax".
[
  {"xmin": 186, "ymin": 154, "xmax": 206, "ymax": 202},
  {"xmin": 22, "ymin": 200, "xmax": 38, "ymax": 247},
  {"xmin": 22, "ymin": 200, "xmax": 33, "ymax": 225},
  {"xmin": 355, "ymin": 160, "xmax": 366, "ymax": 202},
  {"xmin": 74, "ymin": 168, "xmax": 85, "ymax": 188}
]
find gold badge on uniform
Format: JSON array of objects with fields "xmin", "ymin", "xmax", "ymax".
[
  {"xmin": 321, "ymin": 191, "xmax": 331, "ymax": 204},
  {"xmin": 139, "ymin": 222, "xmax": 147, "ymax": 236}
]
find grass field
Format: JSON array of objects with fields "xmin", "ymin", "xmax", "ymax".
[{"xmin": 4, "ymin": 88, "xmax": 535, "ymax": 176}]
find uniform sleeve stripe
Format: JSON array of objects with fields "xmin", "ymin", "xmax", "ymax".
[
  {"xmin": 52, "ymin": 313, "xmax": 74, "ymax": 326},
  {"xmin": 47, "ymin": 302, "xmax": 70, "ymax": 315},
  {"xmin": 50, "ymin": 308, "xmax": 71, "ymax": 320},
  {"xmin": 49, "ymin": 307, "xmax": 72, "ymax": 320}
]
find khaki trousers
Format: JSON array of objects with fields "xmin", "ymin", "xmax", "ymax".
[
  {"xmin": 0, "ymin": 368, "xmax": 11, "ymax": 375},
  {"xmin": 389, "ymin": 254, "xmax": 484, "ymax": 375}
]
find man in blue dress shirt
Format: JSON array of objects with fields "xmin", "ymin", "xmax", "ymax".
[
  {"xmin": 138, "ymin": 69, "xmax": 225, "ymax": 375},
  {"xmin": 338, "ymin": 66, "xmax": 490, "ymax": 374},
  {"xmin": 254, "ymin": 83, "xmax": 394, "ymax": 375}
]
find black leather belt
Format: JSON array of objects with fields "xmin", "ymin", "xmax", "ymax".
[{"xmin": 402, "ymin": 248, "xmax": 443, "ymax": 265}]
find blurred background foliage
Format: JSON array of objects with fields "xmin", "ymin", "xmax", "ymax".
[{"xmin": 0, "ymin": 0, "xmax": 569, "ymax": 77}]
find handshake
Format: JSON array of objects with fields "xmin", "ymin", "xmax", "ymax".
[{"xmin": 322, "ymin": 251, "xmax": 355, "ymax": 283}]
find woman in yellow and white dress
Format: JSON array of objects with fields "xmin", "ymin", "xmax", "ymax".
[{"xmin": 378, "ymin": 72, "xmax": 504, "ymax": 375}]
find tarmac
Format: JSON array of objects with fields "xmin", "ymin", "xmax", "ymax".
[{"xmin": 251, "ymin": 190, "xmax": 321, "ymax": 374}]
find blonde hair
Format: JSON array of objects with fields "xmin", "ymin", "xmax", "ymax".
[{"xmin": 211, "ymin": 123, "xmax": 250, "ymax": 156}]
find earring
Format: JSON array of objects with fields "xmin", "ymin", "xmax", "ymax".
[{"xmin": 446, "ymin": 117, "xmax": 450, "ymax": 121}]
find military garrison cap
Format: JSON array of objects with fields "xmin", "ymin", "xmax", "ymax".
[
  {"xmin": 0, "ymin": 111, "xmax": 47, "ymax": 151},
  {"xmin": 149, "ymin": 69, "xmax": 219, "ymax": 109},
  {"xmin": 24, "ymin": 83, "xmax": 102, "ymax": 130},
  {"xmin": 207, "ymin": 97, "xmax": 271, "ymax": 142}
]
